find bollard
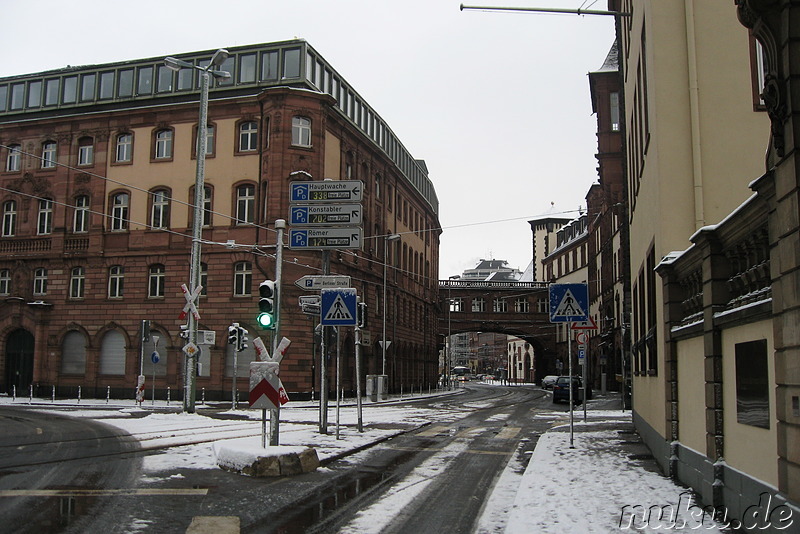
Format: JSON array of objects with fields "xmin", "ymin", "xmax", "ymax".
[
  {"xmin": 12, "ymin": 385, "xmax": 15, "ymax": 401},
  {"xmin": 52, "ymin": 385, "xmax": 55, "ymax": 403},
  {"xmin": 77, "ymin": 386, "xmax": 81, "ymax": 403},
  {"xmin": 201, "ymin": 388, "xmax": 205, "ymax": 405},
  {"xmin": 167, "ymin": 387, "xmax": 170, "ymax": 405},
  {"xmin": 29, "ymin": 384, "xmax": 32, "ymax": 404},
  {"xmin": 106, "ymin": 385, "xmax": 111, "ymax": 403}
]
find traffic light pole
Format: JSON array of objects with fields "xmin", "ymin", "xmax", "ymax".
[
  {"xmin": 319, "ymin": 250, "xmax": 330, "ymax": 434},
  {"xmin": 270, "ymin": 219, "xmax": 285, "ymax": 446}
]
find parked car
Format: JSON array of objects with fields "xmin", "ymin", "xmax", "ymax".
[
  {"xmin": 541, "ymin": 375, "xmax": 559, "ymax": 390},
  {"xmin": 552, "ymin": 376, "xmax": 583, "ymax": 404}
]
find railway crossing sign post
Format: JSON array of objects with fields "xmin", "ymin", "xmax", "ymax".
[{"xmin": 549, "ymin": 283, "xmax": 589, "ymax": 448}]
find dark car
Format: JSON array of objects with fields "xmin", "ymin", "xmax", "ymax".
[{"xmin": 552, "ymin": 376, "xmax": 583, "ymax": 404}]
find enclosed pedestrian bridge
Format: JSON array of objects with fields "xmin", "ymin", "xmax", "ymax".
[{"xmin": 437, "ymin": 279, "xmax": 557, "ymax": 373}]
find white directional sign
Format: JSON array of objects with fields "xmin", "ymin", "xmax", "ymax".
[
  {"xmin": 290, "ymin": 204, "xmax": 362, "ymax": 226},
  {"xmin": 321, "ymin": 288, "xmax": 357, "ymax": 326},
  {"xmin": 295, "ymin": 275, "xmax": 352, "ymax": 290},
  {"xmin": 289, "ymin": 228, "xmax": 362, "ymax": 250},
  {"xmin": 290, "ymin": 180, "xmax": 363, "ymax": 203}
]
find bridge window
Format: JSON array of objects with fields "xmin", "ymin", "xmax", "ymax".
[
  {"xmin": 514, "ymin": 298, "xmax": 529, "ymax": 313},
  {"xmin": 493, "ymin": 298, "xmax": 508, "ymax": 313},
  {"xmin": 449, "ymin": 298, "xmax": 462, "ymax": 312},
  {"xmin": 472, "ymin": 297, "xmax": 485, "ymax": 312},
  {"xmin": 538, "ymin": 298, "xmax": 548, "ymax": 313}
]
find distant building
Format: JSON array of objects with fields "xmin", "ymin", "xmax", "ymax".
[{"xmin": 459, "ymin": 259, "xmax": 521, "ymax": 281}]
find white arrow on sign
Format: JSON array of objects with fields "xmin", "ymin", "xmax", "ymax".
[{"xmin": 294, "ymin": 275, "xmax": 351, "ymax": 290}]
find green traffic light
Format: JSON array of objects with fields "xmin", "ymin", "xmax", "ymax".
[{"xmin": 257, "ymin": 312, "xmax": 275, "ymax": 329}]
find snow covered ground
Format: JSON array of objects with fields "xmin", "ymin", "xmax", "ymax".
[{"xmin": 0, "ymin": 390, "xmax": 724, "ymax": 533}]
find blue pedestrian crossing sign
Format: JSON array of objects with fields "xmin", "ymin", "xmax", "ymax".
[
  {"xmin": 321, "ymin": 288, "xmax": 357, "ymax": 326},
  {"xmin": 549, "ymin": 283, "xmax": 589, "ymax": 323}
]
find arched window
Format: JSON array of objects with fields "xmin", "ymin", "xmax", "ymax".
[
  {"xmin": 291, "ymin": 116, "xmax": 311, "ymax": 147},
  {"xmin": 33, "ymin": 268, "xmax": 47, "ymax": 296},
  {"xmin": 78, "ymin": 136, "xmax": 94, "ymax": 166},
  {"xmin": 73, "ymin": 195, "xmax": 89, "ymax": 233},
  {"xmin": 6, "ymin": 144, "xmax": 20, "ymax": 172},
  {"xmin": 115, "ymin": 133, "xmax": 132, "ymax": 163},
  {"xmin": 108, "ymin": 265, "xmax": 124, "ymax": 298},
  {"xmin": 69, "ymin": 266, "xmax": 85, "ymax": 299},
  {"xmin": 234, "ymin": 261, "xmax": 252, "ymax": 296},
  {"xmin": 239, "ymin": 121, "xmax": 258, "ymax": 152},
  {"xmin": 154, "ymin": 129, "xmax": 173, "ymax": 159},
  {"xmin": 2, "ymin": 200, "xmax": 17, "ymax": 237},
  {"xmin": 150, "ymin": 189, "xmax": 170, "ymax": 229},
  {"xmin": 37, "ymin": 198, "xmax": 53, "ymax": 235},
  {"xmin": 61, "ymin": 331, "xmax": 87, "ymax": 375},
  {"xmin": 99, "ymin": 330, "xmax": 126, "ymax": 375},
  {"xmin": 41, "ymin": 141, "xmax": 56, "ymax": 168},
  {"xmin": 235, "ymin": 184, "xmax": 255, "ymax": 225},
  {"xmin": 148, "ymin": 264, "xmax": 165, "ymax": 298},
  {"xmin": 110, "ymin": 192, "xmax": 129, "ymax": 231}
]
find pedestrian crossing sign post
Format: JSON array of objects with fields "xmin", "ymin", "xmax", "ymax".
[
  {"xmin": 549, "ymin": 283, "xmax": 589, "ymax": 323},
  {"xmin": 321, "ymin": 288, "xmax": 357, "ymax": 326}
]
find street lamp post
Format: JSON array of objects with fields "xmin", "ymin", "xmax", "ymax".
[
  {"xmin": 164, "ymin": 50, "xmax": 230, "ymax": 414},
  {"xmin": 382, "ymin": 234, "xmax": 401, "ymax": 384}
]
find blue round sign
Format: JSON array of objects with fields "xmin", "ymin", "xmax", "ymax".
[{"xmin": 151, "ymin": 351, "xmax": 160, "ymax": 364}]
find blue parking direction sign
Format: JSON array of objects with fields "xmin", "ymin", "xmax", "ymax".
[
  {"xmin": 321, "ymin": 288, "xmax": 357, "ymax": 326},
  {"xmin": 290, "ymin": 204, "xmax": 363, "ymax": 226},
  {"xmin": 290, "ymin": 180, "xmax": 363, "ymax": 203},
  {"xmin": 289, "ymin": 228, "xmax": 362, "ymax": 250},
  {"xmin": 549, "ymin": 283, "xmax": 589, "ymax": 323}
]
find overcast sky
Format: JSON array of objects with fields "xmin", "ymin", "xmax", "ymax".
[{"xmin": 1, "ymin": 1, "xmax": 615, "ymax": 279}]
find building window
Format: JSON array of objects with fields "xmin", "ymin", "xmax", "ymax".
[
  {"xmin": 150, "ymin": 189, "xmax": 170, "ymax": 229},
  {"xmin": 108, "ymin": 265, "xmax": 124, "ymax": 298},
  {"xmin": 239, "ymin": 121, "xmax": 258, "ymax": 151},
  {"xmin": 200, "ymin": 262, "xmax": 208, "ymax": 296},
  {"xmin": 610, "ymin": 92, "xmax": 620, "ymax": 131},
  {"xmin": 194, "ymin": 124, "xmax": 215, "ymax": 157},
  {"xmin": 202, "ymin": 186, "xmax": 212, "ymax": 227},
  {"xmin": 514, "ymin": 298, "xmax": 530, "ymax": 313},
  {"xmin": 449, "ymin": 298, "xmax": 463, "ymax": 312},
  {"xmin": 148, "ymin": 264, "xmax": 165, "ymax": 298},
  {"xmin": 61, "ymin": 331, "xmax": 87, "ymax": 375},
  {"xmin": 73, "ymin": 195, "xmax": 89, "ymax": 233},
  {"xmin": 41, "ymin": 141, "xmax": 56, "ymax": 168},
  {"xmin": 235, "ymin": 184, "xmax": 255, "ymax": 225},
  {"xmin": 154, "ymin": 129, "xmax": 173, "ymax": 159},
  {"xmin": 2, "ymin": 200, "xmax": 17, "ymax": 237},
  {"xmin": 78, "ymin": 137, "xmax": 94, "ymax": 166},
  {"xmin": 735, "ymin": 339, "xmax": 770, "ymax": 429},
  {"xmin": 37, "ymin": 199, "xmax": 53, "ymax": 235},
  {"xmin": 234, "ymin": 261, "xmax": 252, "ymax": 296},
  {"xmin": 493, "ymin": 298, "xmax": 508, "ymax": 313},
  {"xmin": 99, "ymin": 330, "xmax": 126, "ymax": 375},
  {"xmin": 0, "ymin": 269, "xmax": 10, "ymax": 295},
  {"xmin": 110, "ymin": 192, "xmax": 129, "ymax": 231},
  {"xmin": 69, "ymin": 266, "xmax": 85, "ymax": 299},
  {"xmin": 472, "ymin": 297, "xmax": 485, "ymax": 312},
  {"xmin": 115, "ymin": 133, "xmax": 132, "ymax": 163},
  {"xmin": 33, "ymin": 267, "xmax": 47, "ymax": 296},
  {"xmin": 6, "ymin": 144, "xmax": 20, "ymax": 172},
  {"xmin": 291, "ymin": 116, "xmax": 311, "ymax": 147}
]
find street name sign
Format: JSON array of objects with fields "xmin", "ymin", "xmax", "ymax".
[
  {"xmin": 289, "ymin": 204, "xmax": 363, "ymax": 226},
  {"xmin": 290, "ymin": 180, "xmax": 363, "ymax": 203},
  {"xmin": 549, "ymin": 283, "xmax": 589, "ymax": 323},
  {"xmin": 294, "ymin": 275, "xmax": 351, "ymax": 290},
  {"xmin": 289, "ymin": 228, "xmax": 362, "ymax": 250},
  {"xmin": 321, "ymin": 288, "xmax": 357, "ymax": 326}
]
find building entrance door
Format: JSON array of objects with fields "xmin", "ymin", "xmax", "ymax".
[{"xmin": 5, "ymin": 329, "xmax": 34, "ymax": 394}]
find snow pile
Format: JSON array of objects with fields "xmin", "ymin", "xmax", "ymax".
[{"xmin": 212, "ymin": 438, "xmax": 308, "ymax": 472}]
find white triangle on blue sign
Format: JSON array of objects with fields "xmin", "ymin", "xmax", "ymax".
[
  {"xmin": 323, "ymin": 293, "xmax": 354, "ymax": 322},
  {"xmin": 553, "ymin": 288, "xmax": 586, "ymax": 318}
]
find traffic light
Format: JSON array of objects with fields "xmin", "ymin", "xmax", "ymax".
[
  {"xmin": 357, "ymin": 302, "xmax": 367, "ymax": 328},
  {"xmin": 227, "ymin": 324, "xmax": 239, "ymax": 347},
  {"xmin": 258, "ymin": 280, "xmax": 276, "ymax": 329},
  {"xmin": 238, "ymin": 326, "xmax": 249, "ymax": 352}
]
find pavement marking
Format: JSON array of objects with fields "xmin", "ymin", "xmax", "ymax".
[
  {"xmin": 417, "ymin": 425, "xmax": 449, "ymax": 437},
  {"xmin": 186, "ymin": 516, "xmax": 240, "ymax": 534},
  {"xmin": 0, "ymin": 488, "xmax": 209, "ymax": 497},
  {"xmin": 495, "ymin": 426, "xmax": 521, "ymax": 440}
]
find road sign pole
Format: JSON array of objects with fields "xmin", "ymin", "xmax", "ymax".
[
  {"xmin": 355, "ymin": 298, "xmax": 363, "ymax": 433},
  {"xmin": 569, "ymin": 323, "xmax": 574, "ymax": 449},
  {"xmin": 319, "ymin": 250, "xmax": 330, "ymax": 434},
  {"xmin": 269, "ymin": 220, "xmax": 285, "ymax": 446}
]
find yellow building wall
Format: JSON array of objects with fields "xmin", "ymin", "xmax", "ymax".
[
  {"xmin": 722, "ymin": 321, "xmax": 778, "ymax": 486},
  {"xmin": 676, "ymin": 335, "xmax": 707, "ymax": 454}
]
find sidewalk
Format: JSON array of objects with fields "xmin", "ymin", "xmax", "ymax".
[{"xmin": 500, "ymin": 393, "xmax": 724, "ymax": 533}]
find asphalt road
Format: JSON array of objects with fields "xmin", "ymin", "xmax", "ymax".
[{"xmin": 0, "ymin": 384, "xmax": 563, "ymax": 533}]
